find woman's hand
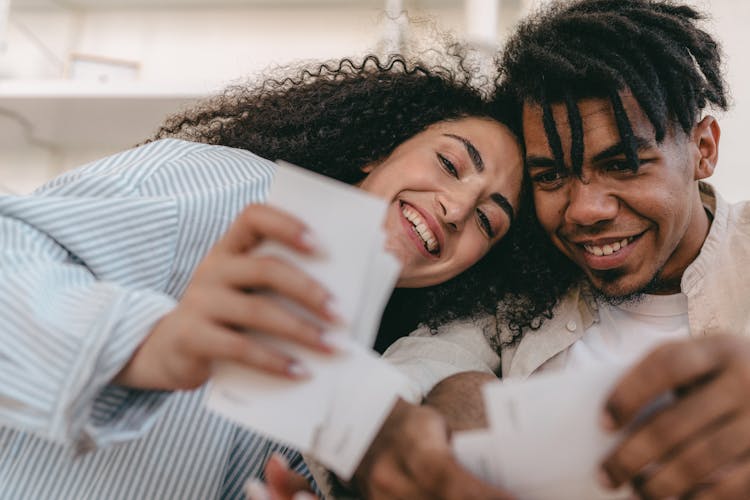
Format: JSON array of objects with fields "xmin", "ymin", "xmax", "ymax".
[
  {"xmin": 114, "ymin": 204, "xmax": 339, "ymax": 391},
  {"xmin": 244, "ymin": 454, "xmax": 318, "ymax": 500}
]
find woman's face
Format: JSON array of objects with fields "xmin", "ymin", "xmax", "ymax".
[{"xmin": 357, "ymin": 116, "xmax": 523, "ymax": 287}]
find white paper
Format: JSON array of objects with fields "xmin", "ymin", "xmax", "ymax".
[
  {"xmin": 453, "ymin": 429, "xmax": 496, "ymax": 485},
  {"xmin": 206, "ymin": 336, "xmax": 410, "ymax": 478},
  {"xmin": 255, "ymin": 160, "xmax": 388, "ymax": 327},
  {"xmin": 454, "ymin": 363, "xmax": 636, "ymax": 500},
  {"xmin": 205, "ymin": 160, "xmax": 408, "ymax": 479},
  {"xmin": 349, "ymin": 250, "xmax": 401, "ymax": 347},
  {"xmin": 311, "ymin": 339, "xmax": 413, "ymax": 477}
]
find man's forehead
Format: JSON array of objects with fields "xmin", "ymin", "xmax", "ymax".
[
  {"xmin": 523, "ymin": 98, "xmax": 616, "ymax": 131},
  {"xmin": 521, "ymin": 94, "xmax": 655, "ymax": 152}
]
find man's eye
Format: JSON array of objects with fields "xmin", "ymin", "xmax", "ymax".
[
  {"xmin": 531, "ymin": 169, "xmax": 567, "ymax": 188},
  {"xmin": 438, "ymin": 154, "xmax": 459, "ymax": 178},
  {"xmin": 476, "ymin": 209, "xmax": 495, "ymax": 238},
  {"xmin": 605, "ymin": 160, "xmax": 639, "ymax": 173}
]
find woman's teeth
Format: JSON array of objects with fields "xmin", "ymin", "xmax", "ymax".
[
  {"xmin": 401, "ymin": 204, "xmax": 439, "ymax": 253},
  {"xmin": 584, "ymin": 237, "xmax": 633, "ymax": 257}
]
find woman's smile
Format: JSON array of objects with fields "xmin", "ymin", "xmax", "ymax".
[{"xmin": 399, "ymin": 201, "xmax": 441, "ymax": 258}]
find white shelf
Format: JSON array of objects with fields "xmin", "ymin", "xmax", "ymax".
[
  {"xmin": 11, "ymin": 0, "xmax": 389, "ymax": 8},
  {"xmin": 0, "ymin": 80, "xmax": 209, "ymax": 148},
  {"xmin": 0, "ymin": 79, "xmax": 208, "ymax": 98}
]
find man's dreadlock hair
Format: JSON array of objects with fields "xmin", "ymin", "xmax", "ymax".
[
  {"xmin": 488, "ymin": 0, "xmax": 730, "ymax": 344},
  {"xmin": 499, "ymin": 0, "xmax": 729, "ymax": 176}
]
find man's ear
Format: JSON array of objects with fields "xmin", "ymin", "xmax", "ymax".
[{"xmin": 691, "ymin": 115, "xmax": 720, "ymax": 181}]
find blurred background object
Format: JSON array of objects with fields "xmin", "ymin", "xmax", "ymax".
[{"xmin": 0, "ymin": 0, "xmax": 746, "ymax": 202}]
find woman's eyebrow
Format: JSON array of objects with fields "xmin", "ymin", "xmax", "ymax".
[
  {"xmin": 491, "ymin": 193, "xmax": 514, "ymax": 225},
  {"xmin": 443, "ymin": 133, "xmax": 484, "ymax": 172}
]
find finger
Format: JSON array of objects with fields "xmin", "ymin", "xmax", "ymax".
[
  {"xmin": 245, "ymin": 479, "xmax": 272, "ymax": 500},
  {"xmin": 411, "ymin": 455, "xmax": 511, "ymax": 500},
  {"xmin": 368, "ymin": 457, "xmax": 426, "ymax": 500},
  {"xmin": 204, "ymin": 289, "xmax": 333, "ymax": 353},
  {"xmin": 183, "ymin": 323, "xmax": 310, "ymax": 379},
  {"xmin": 604, "ymin": 339, "xmax": 724, "ymax": 429},
  {"xmin": 399, "ymin": 412, "xmax": 509, "ymax": 500},
  {"xmin": 265, "ymin": 453, "xmax": 313, "ymax": 500},
  {"xmin": 602, "ymin": 371, "xmax": 741, "ymax": 487},
  {"xmin": 218, "ymin": 255, "xmax": 340, "ymax": 324},
  {"xmin": 219, "ymin": 204, "xmax": 319, "ymax": 254},
  {"xmin": 692, "ymin": 455, "xmax": 750, "ymax": 500},
  {"xmin": 362, "ymin": 402, "xmax": 448, "ymax": 500},
  {"xmin": 637, "ymin": 412, "xmax": 750, "ymax": 499},
  {"xmin": 291, "ymin": 493, "xmax": 317, "ymax": 500}
]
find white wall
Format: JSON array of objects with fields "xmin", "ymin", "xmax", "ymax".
[
  {"xmin": 696, "ymin": 0, "xmax": 750, "ymax": 202},
  {"xmin": 0, "ymin": 0, "xmax": 748, "ymax": 202},
  {"xmin": 0, "ymin": 2, "xmax": 469, "ymax": 193}
]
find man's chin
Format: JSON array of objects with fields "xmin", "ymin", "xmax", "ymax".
[{"xmin": 587, "ymin": 268, "xmax": 657, "ymax": 306}]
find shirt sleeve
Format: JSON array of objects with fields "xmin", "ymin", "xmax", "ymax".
[
  {"xmin": 0, "ymin": 143, "xmax": 191, "ymax": 450},
  {"xmin": 382, "ymin": 315, "xmax": 501, "ymax": 401}
]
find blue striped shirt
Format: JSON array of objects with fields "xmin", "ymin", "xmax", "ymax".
[{"xmin": 0, "ymin": 139, "xmax": 311, "ymax": 499}]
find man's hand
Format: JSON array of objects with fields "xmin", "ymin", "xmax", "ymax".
[
  {"xmin": 600, "ymin": 335, "xmax": 750, "ymax": 499},
  {"xmin": 354, "ymin": 398, "xmax": 512, "ymax": 500},
  {"xmin": 114, "ymin": 204, "xmax": 339, "ymax": 391}
]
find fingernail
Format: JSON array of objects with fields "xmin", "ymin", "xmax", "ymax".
[
  {"xmin": 288, "ymin": 361, "xmax": 312, "ymax": 379},
  {"xmin": 292, "ymin": 492, "xmax": 317, "ymax": 500},
  {"xmin": 600, "ymin": 410, "xmax": 616, "ymax": 431},
  {"xmin": 598, "ymin": 469, "xmax": 614, "ymax": 489},
  {"xmin": 270, "ymin": 452, "xmax": 289, "ymax": 470},
  {"xmin": 324, "ymin": 296, "xmax": 346, "ymax": 325},
  {"xmin": 299, "ymin": 229, "xmax": 324, "ymax": 255},
  {"xmin": 244, "ymin": 479, "xmax": 271, "ymax": 500},
  {"xmin": 320, "ymin": 332, "xmax": 342, "ymax": 352}
]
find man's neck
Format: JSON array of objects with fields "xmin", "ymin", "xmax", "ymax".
[{"xmin": 652, "ymin": 192, "xmax": 713, "ymax": 294}]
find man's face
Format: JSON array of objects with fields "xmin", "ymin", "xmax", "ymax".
[{"xmin": 523, "ymin": 94, "xmax": 717, "ymax": 298}]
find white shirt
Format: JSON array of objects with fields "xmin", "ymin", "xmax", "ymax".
[{"xmin": 538, "ymin": 293, "xmax": 690, "ymax": 373}]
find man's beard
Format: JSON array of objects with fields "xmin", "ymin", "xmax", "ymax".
[{"xmin": 590, "ymin": 266, "xmax": 675, "ymax": 306}]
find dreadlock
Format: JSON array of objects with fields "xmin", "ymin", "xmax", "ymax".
[{"xmin": 499, "ymin": 0, "xmax": 729, "ymax": 175}]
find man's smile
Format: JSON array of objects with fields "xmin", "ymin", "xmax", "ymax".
[
  {"xmin": 582, "ymin": 235, "xmax": 636, "ymax": 257},
  {"xmin": 563, "ymin": 231, "xmax": 648, "ymax": 271}
]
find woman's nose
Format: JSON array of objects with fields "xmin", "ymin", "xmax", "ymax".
[{"xmin": 436, "ymin": 191, "xmax": 475, "ymax": 231}]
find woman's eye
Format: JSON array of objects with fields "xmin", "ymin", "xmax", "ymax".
[
  {"xmin": 438, "ymin": 154, "xmax": 459, "ymax": 178},
  {"xmin": 476, "ymin": 209, "xmax": 495, "ymax": 238}
]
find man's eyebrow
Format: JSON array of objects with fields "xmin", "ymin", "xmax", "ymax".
[
  {"xmin": 525, "ymin": 135, "xmax": 656, "ymax": 169},
  {"xmin": 443, "ymin": 133, "xmax": 484, "ymax": 172},
  {"xmin": 591, "ymin": 136, "xmax": 655, "ymax": 162},
  {"xmin": 491, "ymin": 193, "xmax": 514, "ymax": 225},
  {"xmin": 525, "ymin": 156, "xmax": 558, "ymax": 169}
]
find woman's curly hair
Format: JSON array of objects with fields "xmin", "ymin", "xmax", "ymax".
[{"xmin": 151, "ymin": 52, "xmax": 566, "ymax": 350}]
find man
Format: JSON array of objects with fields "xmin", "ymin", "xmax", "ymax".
[{"xmin": 336, "ymin": 0, "xmax": 750, "ymax": 498}]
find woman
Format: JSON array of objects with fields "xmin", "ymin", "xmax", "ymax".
[{"xmin": 0, "ymin": 53, "xmax": 552, "ymax": 499}]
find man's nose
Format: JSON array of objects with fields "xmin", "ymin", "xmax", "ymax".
[{"xmin": 564, "ymin": 177, "xmax": 618, "ymax": 227}]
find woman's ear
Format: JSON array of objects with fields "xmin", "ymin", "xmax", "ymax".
[
  {"xmin": 692, "ymin": 115, "xmax": 720, "ymax": 181},
  {"xmin": 360, "ymin": 163, "xmax": 376, "ymax": 174}
]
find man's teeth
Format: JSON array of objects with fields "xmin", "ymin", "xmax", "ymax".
[
  {"xmin": 584, "ymin": 237, "xmax": 632, "ymax": 257},
  {"xmin": 401, "ymin": 205, "xmax": 439, "ymax": 253}
]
